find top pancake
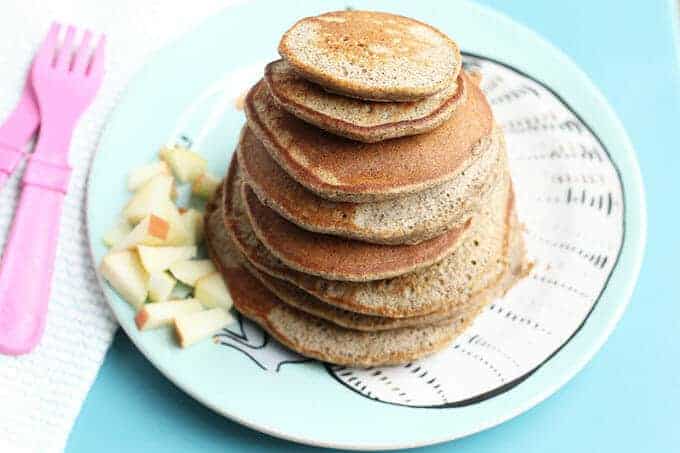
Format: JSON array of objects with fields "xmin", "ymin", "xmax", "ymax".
[
  {"xmin": 265, "ymin": 59, "xmax": 465, "ymax": 143},
  {"xmin": 278, "ymin": 10, "xmax": 461, "ymax": 101},
  {"xmin": 245, "ymin": 71, "xmax": 493, "ymax": 202}
]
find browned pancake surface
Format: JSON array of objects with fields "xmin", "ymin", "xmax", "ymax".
[
  {"xmin": 223, "ymin": 154, "xmax": 521, "ymax": 318},
  {"xmin": 245, "ymin": 72, "xmax": 493, "ymax": 202},
  {"xmin": 265, "ymin": 59, "xmax": 465, "ymax": 142},
  {"xmin": 204, "ymin": 202, "xmax": 462, "ymax": 366},
  {"xmin": 241, "ymin": 182, "xmax": 469, "ymax": 281},
  {"xmin": 278, "ymin": 10, "xmax": 461, "ymax": 101},
  {"xmin": 205, "ymin": 201, "xmax": 468, "ymax": 331},
  {"xmin": 238, "ymin": 124, "xmax": 504, "ymax": 245},
  {"xmin": 205, "ymin": 187, "xmax": 529, "ymax": 367}
]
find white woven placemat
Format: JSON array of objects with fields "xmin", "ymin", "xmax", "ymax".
[{"xmin": 0, "ymin": 2, "xmax": 237, "ymax": 452}]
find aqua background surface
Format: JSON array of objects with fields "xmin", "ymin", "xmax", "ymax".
[{"xmin": 67, "ymin": 0, "xmax": 679, "ymax": 451}]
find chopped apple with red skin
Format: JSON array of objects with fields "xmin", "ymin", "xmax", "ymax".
[
  {"xmin": 181, "ymin": 209, "xmax": 204, "ymax": 244},
  {"xmin": 195, "ymin": 272, "xmax": 233, "ymax": 309},
  {"xmin": 159, "ymin": 146, "xmax": 207, "ymax": 183},
  {"xmin": 100, "ymin": 251, "xmax": 149, "ymax": 309},
  {"xmin": 169, "ymin": 259, "xmax": 215, "ymax": 286},
  {"xmin": 174, "ymin": 308, "xmax": 234, "ymax": 348},
  {"xmin": 103, "ymin": 220, "xmax": 132, "ymax": 248},
  {"xmin": 191, "ymin": 172, "xmax": 220, "ymax": 199},
  {"xmin": 137, "ymin": 245, "xmax": 197, "ymax": 274},
  {"xmin": 127, "ymin": 161, "xmax": 170, "ymax": 192},
  {"xmin": 113, "ymin": 215, "xmax": 169, "ymax": 251},
  {"xmin": 113, "ymin": 213, "xmax": 190, "ymax": 252},
  {"xmin": 155, "ymin": 200, "xmax": 192, "ymax": 239},
  {"xmin": 147, "ymin": 271, "xmax": 176, "ymax": 302},
  {"xmin": 135, "ymin": 299, "xmax": 203, "ymax": 331},
  {"xmin": 123, "ymin": 174, "xmax": 175, "ymax": 224}
]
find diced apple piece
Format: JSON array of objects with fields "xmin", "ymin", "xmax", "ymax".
[
  {"xmin": 113, "ymin": 215, "xmax": 169, "ymax": 251},
  {"xmin": 147, "ymin": 271, "xmax": 176, "ymax": 302},
  {"xmin": 127, "ymin": 161, "xmax": 170, "ymax": 192},
  {"xmin": 135, "ymin": 299, "xmax": 203, "ymax": 331},
  {"xmin": 169, "ymin": 259, "xmax": 215, "ymax": 286},
  {"xmin": 191, "ymin": 172, "xmax": 220, "ymax": 199},
  {"xmin": 195, "ymin": 272, "xmax": 232, "ymax": 309},
  {"xmin": 156, "ymin": 199, "xmax": 191, "ymax": 236},
  {"xmin": 100, "ymin": 251, "xmax": 148, "ymax": 309},
  {"xmin": 103, "ymin": 220, "xmax": 132, "ymax": 248},
  {"xmin": 159, "ymin": 146, "xmax": 207, "ymax": 183},
  {"xmin": 181, "ymin": 209, "xmax": 204, "ymax": 244},
  {"xmin": 113, "ymin": 213, "xmax": 190, "ymax": 252},
  {"xmin": 137, "ymin": 245, "xmax": 197, "ymax": 274},
  {"xmin": 174, "ymin": 308, "xmax": 234, "ymax": 348},
  {"xmin": 123, "ymin": 174, "xmax": 175, "ymax": 224}
]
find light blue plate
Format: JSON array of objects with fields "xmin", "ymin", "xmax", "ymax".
[{"xmin": 87, "ymin": 0, "xmax": 645, "ymax": 449}]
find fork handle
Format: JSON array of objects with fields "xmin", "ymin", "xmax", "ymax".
[{"xmin": 0, "ymin": 157, "xmax": 70, "ymax": 355}]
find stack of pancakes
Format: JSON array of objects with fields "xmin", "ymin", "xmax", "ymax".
[{"xmin": 205, "ymin": 10, "xmax": 530, "ymax": 367}]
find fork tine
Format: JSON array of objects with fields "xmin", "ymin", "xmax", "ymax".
[
  {"xmin": 86, "ymin": 35, "xmax": 106, "ymax": 77},
  {"xmin": 55, "ymin": 25, "xmax": 76, "ymax": 70},
  {"xmin": 34, "ymin": 22, "xmax": 60, "ymax": 68},
  {"xmin": 71, "ymin": 30, "xmax": 92, "ymax": 73}
]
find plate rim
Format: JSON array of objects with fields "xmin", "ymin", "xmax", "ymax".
[{"xmin": 85, "ymin": 0, "xmax": 647, "ymax": 449}]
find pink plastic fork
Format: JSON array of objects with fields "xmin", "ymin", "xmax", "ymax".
[
  {"xmin": 0, "ymin": 73, "xmax": 40, "ymax": 187},
  {"xmin": 0, "ymin": 23, "xmax": 105, "ymax": 355}
]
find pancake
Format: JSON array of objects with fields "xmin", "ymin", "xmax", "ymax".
[
  {"xmin": 242, "ymin": 182, "xmax": 469, "ymax": 282},
  {"xmin": 278, "ymin": 10, "xmax": 461, "ymax": 102},
  {"xmin": 207, "ymin": 226, "xmax": 465, "ymax": 367},
  {"xmin": 238, "ymin": 124, "xmax": 504, "ymax": 245},
  {"xmin": 224, "ymin": 155, "xmax": 526, "ymax": 318},
  {"xmin": 244, "ymin": 263, "xmax": 461, "ymax": 331},
  {"xmin": 206, "ymin": 196, "xmax": 523, "ymax": 333},
  {"xmin": 227, "ymin": 265, "xmax": 464, "ymax": 367},
  {"xmin": 265, "ymin": 59, "xmax": 465, "ymax": 143},
  {"xmin": 245, "ymin": 71, "xmax": 493, "ymax": 202},
  {"xmin": 206, "ymin": 190, "xmax": 527, "ymax": 367},
  {"xmin": 205, "ymin": 201, "xmax": 466, "ymax": 331}
]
